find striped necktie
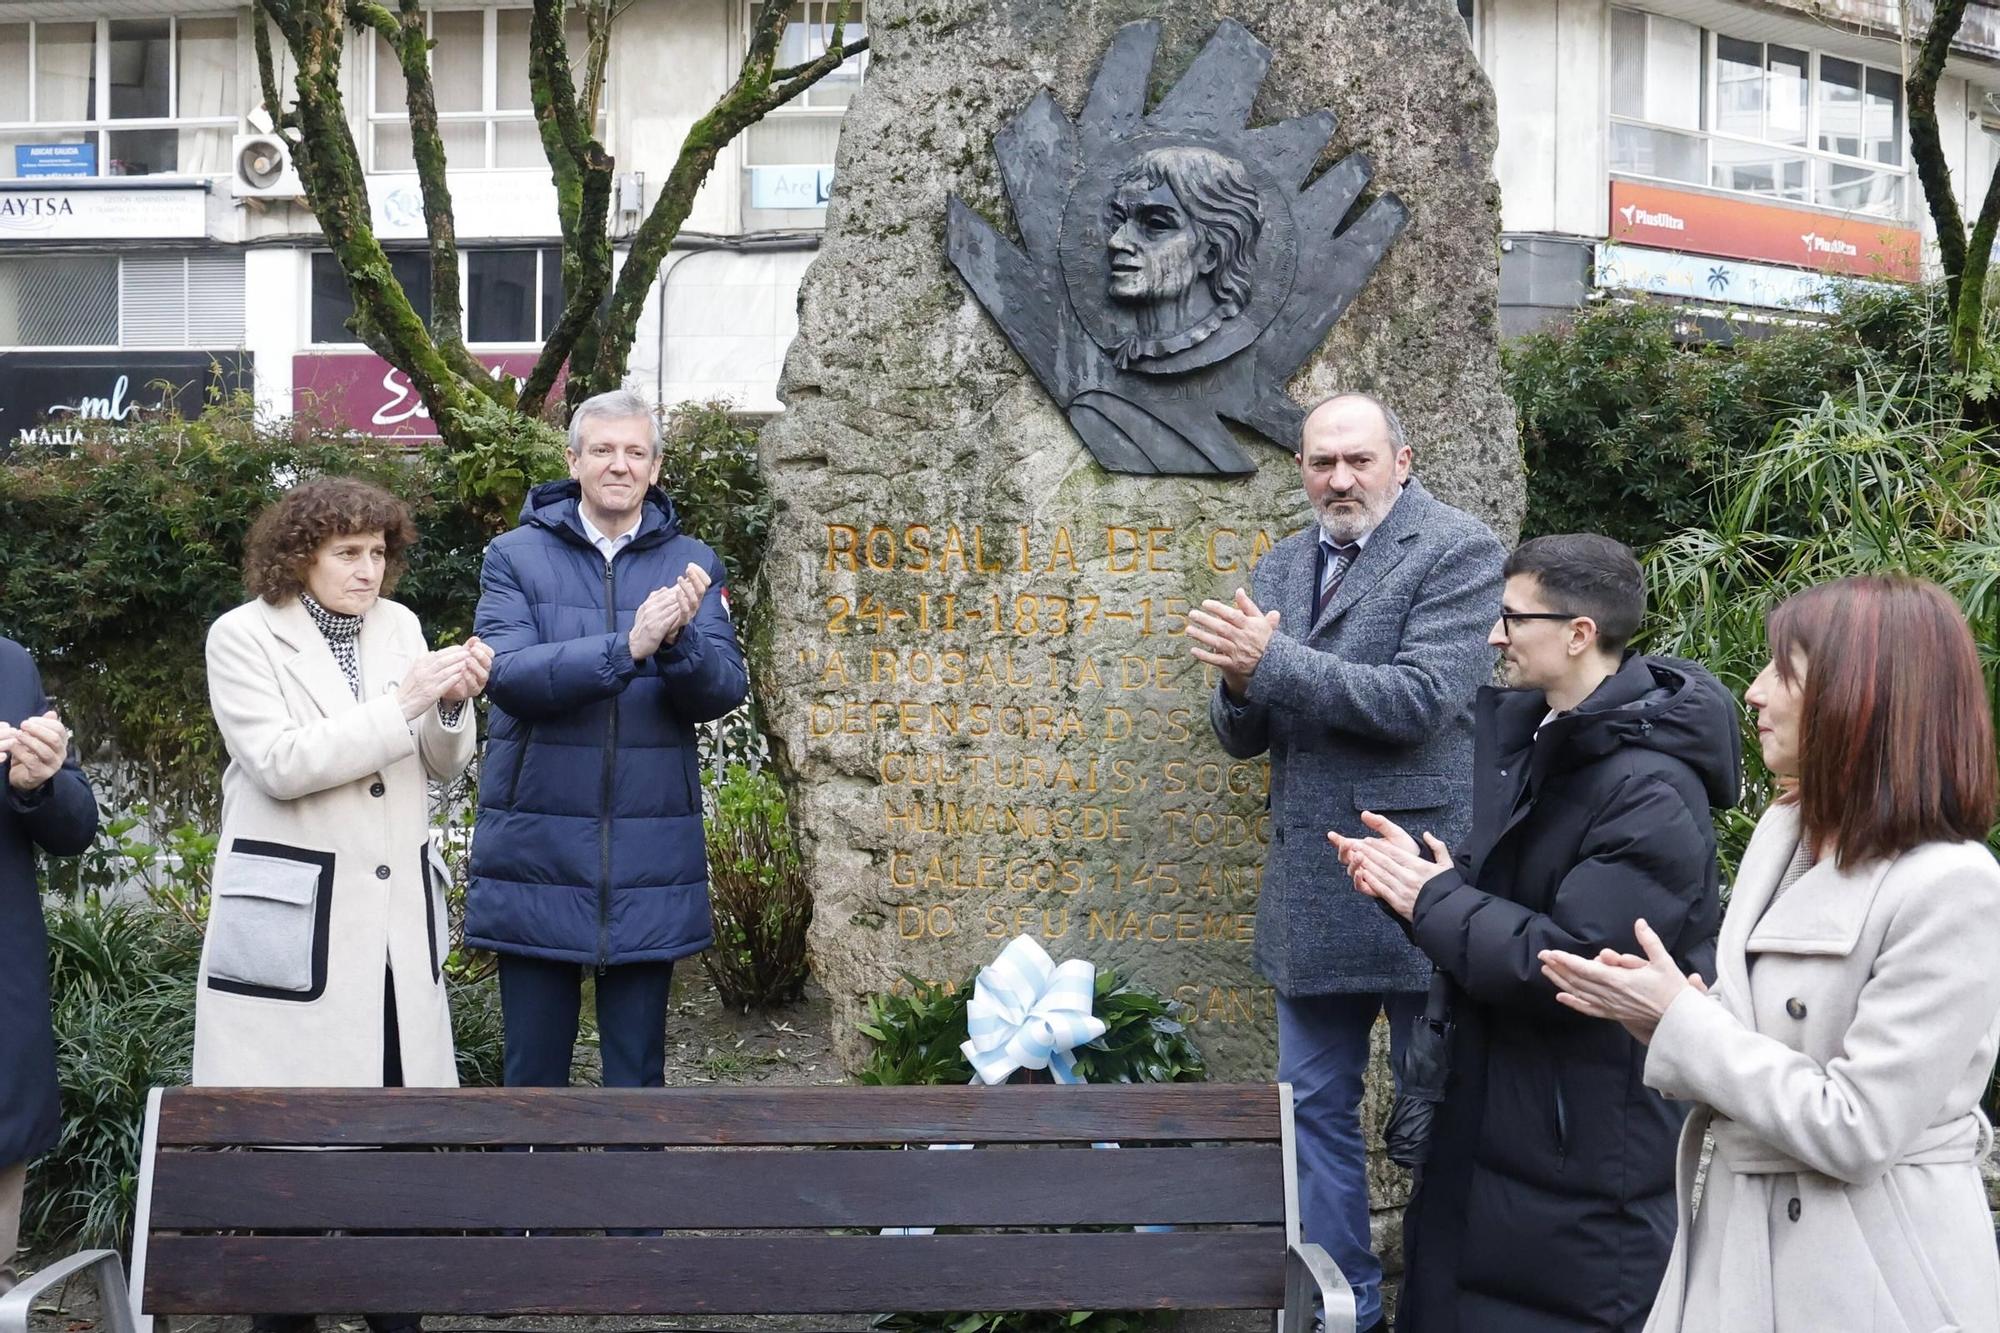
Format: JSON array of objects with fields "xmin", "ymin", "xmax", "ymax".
[{"xmin": 1317, "ymin": 541, "xmax": 1357, "ymax": 619}]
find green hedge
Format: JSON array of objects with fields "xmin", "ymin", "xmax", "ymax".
[
  {"xmin": 0, "ymin": 397, "xmax": 770, "ymax": 822},
  {"xmin": 1506, "ymin": 282, "xmax": 1947, "ymax": 548}
]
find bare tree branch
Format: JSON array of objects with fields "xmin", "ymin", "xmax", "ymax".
[
  {"xmin": 582, "ymin": 0, "xmax": 868, "ymax": 396},
  {"xmin": 257, "ymin": 0, "xmax": 474, "ymax": 435},
  {"xmin": 372, "ymin": 0, "xmax": 510, "ymax": 405},
  {"xmin": 251, "ymin": 13, "xmax": 296, "ymax": 131},
  {"xmin": 520, "ymin": 0, "xmax": 614, "ymax": 415},
  {"xmin": 771, "ymin": 39, "xmax": 869, "ymax": 85},
  {"xmin": 1907, "ymin": 0, "xmax": 1969, "ymax": 309}
]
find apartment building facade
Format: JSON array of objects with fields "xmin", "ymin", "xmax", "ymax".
[
  {"xmin": 1480, "ymin": 0, "xmax": 2000, "ymax": 331},
  {"xmin": 0, "ymin": 0, "xmax": 856, "ymax": 445},
  {"xmin": 3, "ymin": 0, "xmax": 1997, "ymax": 447}
]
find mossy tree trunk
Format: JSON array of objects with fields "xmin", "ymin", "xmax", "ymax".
[
  {"xmin": 254, "ymin": 0, "xmax": 868, "ymax": 448},
  {"xmin": 1907, "ymin": 0, "xmax": 2000, "ymax": 417}
]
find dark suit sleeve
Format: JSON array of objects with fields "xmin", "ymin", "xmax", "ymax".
[
  {"xmin": 477, "ymin": 540, "xmax": 639, "ymax": 719},
  {"xmin": 3, "ymin": 650, "xmax": 99, "ymax": 856},
  {"xmin": 650, "ymin": 550, "xmax": 749, "ymax": 724},
  {"xmin": 1407, "ymin": 773, "xmax": 1712, "ymax": 1012},
  {"xmin": 1245, "ymin": 525, "xmax": 1504, "ymax": 746}
]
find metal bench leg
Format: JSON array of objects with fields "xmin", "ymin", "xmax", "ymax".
[
  {"xmin": 1282, "ymin": 1241, "xmax": 1356, "ymax": 1333},
  {"xmin": 0, "ymin": 1250, "xmax": 134, "ymax": 1333}
]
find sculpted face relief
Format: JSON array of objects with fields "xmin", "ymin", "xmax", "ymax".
[{"xmin": 948, "ymin": 17, "xmax": 1407, "ymax": 474}]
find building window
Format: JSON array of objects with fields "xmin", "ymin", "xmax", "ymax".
[
  {"xmin": 0, "ymin": 17, "xmax": 241, "ymax": 180},
  {"xmin": 1457, "ymin": 0, "xmax": 1476, "ymax": 40},
  {"xmin": 743, "ymin": 2, "xmax": 868, "ymax": 216},
  {"xmin": 311, "ymin": 248, "xmax": 564, "ymax": 345},
  {"xmin": 369, "ymin": 6, "xmax": 593, "ymax": 173},
  {"xmin": 1608, "ymin": 7, "xmax": 1908, "ymax": 218},
  {"xmin": 0, "ymin": 252, "xmax": 244, "ymax": 348}
]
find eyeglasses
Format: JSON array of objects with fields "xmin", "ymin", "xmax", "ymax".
[{"xmin": 1497, "ymin": 611, "xmax": 1579, "ymax": 633}]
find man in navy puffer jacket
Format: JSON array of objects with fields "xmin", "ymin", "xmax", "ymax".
[{"xmin": 467, "ymin": 389, "xmax": 748, "ymax": 1089}]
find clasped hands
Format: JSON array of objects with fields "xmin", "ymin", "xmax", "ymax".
[
  {"xmin": 1186, "ymin": 588, "xmax": 1280, "ymax": 698},
  {"xmin": 630, "ymin": 562, "xmax": 711, "ymax": 661},
  {"xmin": 0, "ymin": 710, "xmax": 71, "ymax": 791},
  {"xmin": 396, "ymin": 636, "xmax": 495, "ymax": 719}
]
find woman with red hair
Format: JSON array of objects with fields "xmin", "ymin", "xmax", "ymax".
[{"xmin": 1541, "ymin": 573, "xmax": 2000, "ymax": 1333}]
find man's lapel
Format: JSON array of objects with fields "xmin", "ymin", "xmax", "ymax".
[
  {"xmin": 1283, "ymin": 536, "xmax": 1321, "ymax": 634},
  {"xmin": 1312, "ymin": 480, "xmax": 1428, "ymax": 635}
]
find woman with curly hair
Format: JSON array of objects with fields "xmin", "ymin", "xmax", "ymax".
[{"xmin": 195, "ymin": 477, "xmax": 490, "ymax": 1333}]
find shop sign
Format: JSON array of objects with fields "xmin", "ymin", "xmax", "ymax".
[
  {"xmin": 0, "ymin": 184, "xmax": 207, "ymax": 240},
  {"xmin": 1608, "ymin": 180, "xmax": 1920, "ymax": 281},
  {"xmin": 0, "ymin": 350, "xmax": 252, "ymax": 453},
  {"xmin": 367, "ymin": 172, "xmax": 560, "ymax": 240},
  {"xmin": 749, "ymin": 165, "xmax": 835, "ymax": 209},
  {"xmin": 1593, "ymin": 243, "xmax": 1875, "ymax": 310},
  {"xmin": 292, "ymin": 351, "xmax": 556, "ymax": 438},
  {"xmin": 15, "ymin": 143, "xmax": 96, "ymax": 179}
]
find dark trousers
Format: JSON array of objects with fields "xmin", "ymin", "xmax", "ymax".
[
  {"xmin": 497, "ymin": 955, "xmax": 675, "ymax": 1087},
  {"xmin": 1277, "ymin": 990, "xmax": 1423, "ymax": 1330}
]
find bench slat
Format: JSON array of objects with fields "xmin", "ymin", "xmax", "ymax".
[
  {"xmin": 141, "ymin": 1232, "xmax": 1287, "ymax": 1313},
  {"xmin": 148, "ymin": 1144, "xmax": 1285, "ymax": 1230},
  {"xmin": 154, "ymin": 1085, "xmax": 1283, "ymax": 1146}
]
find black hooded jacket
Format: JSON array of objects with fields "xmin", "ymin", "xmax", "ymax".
[{"xmin": 1395, "ymin": 654, "xmax": 1742, "ymax": 1333}]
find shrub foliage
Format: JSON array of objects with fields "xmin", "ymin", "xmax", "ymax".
[
  {"xmin": 701, "ymin": 763, "xmax": 812, "ymax": 1011},
  {"xmin": 1507, "ymin": 284, "xmax": 1945, "ymax": 547}
]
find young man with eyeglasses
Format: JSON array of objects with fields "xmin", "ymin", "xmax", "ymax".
[{"xmin": 1332, "ymin": 533, "xmax": 1740, "ymax": 1333}]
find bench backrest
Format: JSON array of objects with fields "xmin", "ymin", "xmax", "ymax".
[{"xmin": 133, "ymin": 1083, "xmax": 1298, "ymax": 1318}]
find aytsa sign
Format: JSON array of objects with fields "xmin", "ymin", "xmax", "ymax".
[
  {"xmin": 0, "ymin": 183, "xmax": 207, "ymax": 240},
  {"xmin": 292, "ymin": 351, "xmax": 552, "ymax": 438}
]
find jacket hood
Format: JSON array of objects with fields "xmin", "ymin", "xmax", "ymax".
[
  {"xmin": 1546, "ymin": 654, "xmax": 1743, "ymax": 810},
  {"xmin": 518, "ymin": 478, "xmax": 682, "ymax": 547}
]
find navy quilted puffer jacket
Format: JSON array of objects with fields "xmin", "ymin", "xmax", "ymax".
[{"xmin": 466, "ymin": 480, "xmax": 748, "ymax": 966}]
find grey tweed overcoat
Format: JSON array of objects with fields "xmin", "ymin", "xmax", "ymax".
[{"xmin": 1210, "ymin": 478, "xmax": 1504, "ymax": 995}]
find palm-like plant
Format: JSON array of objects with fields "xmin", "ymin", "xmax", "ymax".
[{"xmin": 1641, "ymin": 370, "xmax": 2000, "ymax": 871}]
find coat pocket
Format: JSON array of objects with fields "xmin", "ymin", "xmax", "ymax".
[
  {"xmin": 1351, "ymin": 775, "xmax": 1451, "ymax": 814},
  {"xmin": 421, "ymin": 839, "xmax": 450, "ymax": 985},
  {"xmin": 1862, "ymin": 1173, "xmax": 1960, "ymax": 1333},
  {"xmin": 205, "ymin": 839, "xmax": 335, "ymax": 1002}
]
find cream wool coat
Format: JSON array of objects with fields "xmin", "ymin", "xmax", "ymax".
[
  {"xmin": 193, "ymin": 596, "xmax": 474, "ymax": 1088},
  {"xmin": 1643, "ymin": 802, "xmax": 2000, "ymax": 1333}
]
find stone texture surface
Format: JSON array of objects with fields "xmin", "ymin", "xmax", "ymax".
[{"xmin": 757, "ymin": 0, "xmax": 1522, "ymax": 1098}]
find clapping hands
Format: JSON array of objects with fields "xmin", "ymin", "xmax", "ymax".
[
  {"xmin": 630, "ymin": 563, "xmax": 711, "ymax": 660},
  {"xmin": 0, "ymin": 710, "xmax": 70, "ymax": 791},
  {"xmin": 397, "ymin": 636, "xmax": 494, "ymax": 718},
  {"xmin": 1329, "ymin": 810, "xmax": 1453, "ymax": 922}
]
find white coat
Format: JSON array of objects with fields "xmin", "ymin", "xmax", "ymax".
[
  {"xmin": 193, "ymin": 596, "xmax": 474, "ymax": 1088},
  {"xmin": 1644, "ymin": 801, "xmax": 2000, "ymax": 1333}
]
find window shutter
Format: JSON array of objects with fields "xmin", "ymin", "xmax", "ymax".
[
  {"xmin": 121, "ymin": 255, "xmax": 188, "ymax": 348},
  {"xmin": 188, "ymin": 251, "xmax": 246, "ymax": 345}
]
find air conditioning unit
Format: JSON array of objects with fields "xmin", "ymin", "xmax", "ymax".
[{"xmin": 231, "ymin": 133, "xmax": 302, "ymax": 200}]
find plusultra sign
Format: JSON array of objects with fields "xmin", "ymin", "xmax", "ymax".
[{"xmin": 0, "ymin": 351, "xmax": 254, "ymax": 453}]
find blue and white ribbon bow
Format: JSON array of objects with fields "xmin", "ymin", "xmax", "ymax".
[{"xmin": 961, "ymin": 936, "xmax": 1107, "ymax": 1085}]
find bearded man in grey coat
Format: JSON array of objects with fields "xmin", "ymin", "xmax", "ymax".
[{"xmin": 1188, "ymin": 393, "xmax": 1504, "ymax": 1333}]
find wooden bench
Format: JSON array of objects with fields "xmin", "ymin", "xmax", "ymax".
[{"xmin": 2, "ymin": 1083, "xmax": 1353, "ymax": 1333}]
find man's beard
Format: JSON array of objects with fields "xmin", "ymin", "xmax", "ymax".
[{"xmin": 1316, "ymin": 489, "xmax": 1395, "ymax": 544}]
